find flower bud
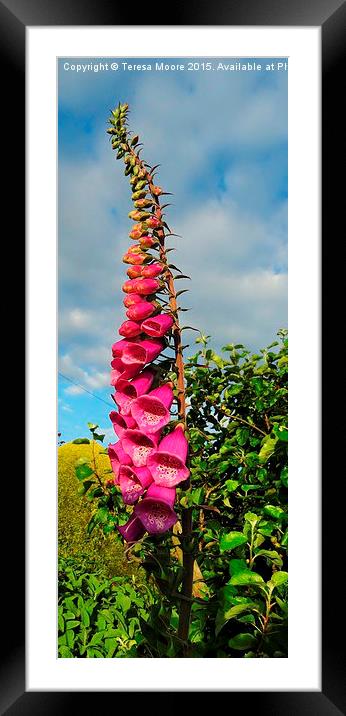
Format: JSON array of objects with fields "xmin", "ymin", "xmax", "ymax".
[
  {"xmin": 139, "ymin": 235, "xmax": 158, "ymax": 249},
  {"xmin": 132, "ymin": 190, "xmax": 147, "ymax": 201},
  {"xmin": 123, "ymin": 293, "xmax": 143, "ymax": 307},
  {"xmin": 152, "ymin": 185, "xmax": 163, "ymax": 196},
  {"xmin": 146, "ymin": 216, "xmax": 161, "ymax": 229},
  {"xmin": 118, "ymin": 319, "xmax": 142, "ymax": 338},
  {"xmin": 134, "ymin": 199, "xmax": 153, "ymax": 209},
  {"xmin": 126, "ymin": 301, "xmax": 157, "ymax": 320},
  {"xmin": 122, "ymin": 277, "xmax": 160, "ymax": 295},
  {"xmin": 127, "ymin": 265, "xmax": 143, "ymax": 278},
  {"xmin": 141, "ymin": 262, "xmax": 164, "ymax": 278},
  {"xmin": 122, "ymin": 251, "xmax": 150, "ymax": 266}
]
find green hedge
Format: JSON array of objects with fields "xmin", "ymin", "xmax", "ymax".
[{"xmin": 58, "ymin": 441, "xmax": 138, "ymax": 579}]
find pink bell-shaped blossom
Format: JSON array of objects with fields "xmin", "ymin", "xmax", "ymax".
[
  {"xmin": 123, "ymin": 293, "xmax": 144, "ymax": 308},
  {"xmin": 118, "ymin": 320, "xmax": 142, "ymax": 338},
  {"xmin": 108, "ymin": 441, "xmax": 132, "ymax": 482},
  {"xmin": 117, "ymin": 514, "xmax": 146, "ymax": 543},
  {"xmin": 118, "ymin": 472, "xmax": 146, "ymax": 505},
  {"xmin": 122, "ymin": 277, "xmax": 160, "ymax": 296},
  {"xmin": 141, "ymin": 313, "xmax": 174, "ymax": 338},
  {"xmin": 121, "ymin": 429, "xmax": 159, "ymax": 467},
  {"xmin": 126, "ymin": 301, "xmax": 157, "ymax": 321},
  {"xmin": 121, "ymin": 338, "xmax": 164, "ymax": 367},
  {"xmin": 147, "ymin": 424, "xmax": 190, "ymax": 487},
  {"xmin": 113, "ymin": 368, "xmax": 155, "ymax": 415},
  {"xmin": 110, "ymin": 358, "xmax": 143, "ymax": 386},
  {"xmin": 141, "ymin": 263, "xmax": 164, "ymax": 278},
  {"xmin": 130, "ymin": 384, "xmax": 174, "ymax": 434},
  {"xmin": 119, "ymin": 464, "xmax": 153, "ymax": 490},
  {"xmin": 112, "ymin": 338, "xmax": 137, "ymax": 358},
  {"xmin": 134, "ymin": 483, "xmax": 177, "ymax": 534},
  {"xmin": 109, "ymin": 411, "xmax": 137, "ymax": 438}
]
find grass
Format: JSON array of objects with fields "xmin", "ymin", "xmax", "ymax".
[{"xmin": 58, "ymin": 440, "xmax": 140, "ymax": 579}]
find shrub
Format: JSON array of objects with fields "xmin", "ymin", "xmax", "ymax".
[
  {"xmin": 58, "ymin": 441, "xmax": 140, "ymax": 578},
  {"xmin": 58, "ymin": 556, "xmax": 156, "ymax": 657}
]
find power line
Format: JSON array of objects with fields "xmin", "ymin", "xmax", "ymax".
[{"xmin": 58, "ymin": 371, "xmax": 114, "ymax": 408}]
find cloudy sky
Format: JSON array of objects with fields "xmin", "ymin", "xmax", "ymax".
[{"xmin": 58, "ymin": 57, "xmax": 288, "ymax": 443}]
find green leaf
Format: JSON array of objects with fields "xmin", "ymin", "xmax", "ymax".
[
  {"xmin": 236, "ymin": 427, "xmax": 249, "ymax": 446},
  {"xmin": 263, "ymin": 505, "xmax": 285, "ymax": 521},
  {"xmin": 269, "ymin": 571, "xmax": 288, "ymax": 588},
  {"xmin": 280, "ymin": 466, "xmax": 288, "ymax": 487},
  {"xmin": 226, "ymin": 383, "xmax": 243, "ymax": 397},
  {"xmin": 72, "ymin": 438, "xmax": 90, "ymax": 445},
  {"xmin": 225, "ymin": 479, "xmax": 239, "ymax": 493},
  {"xmin": 254, "ymin": 550, "xmax": 283, "ymax": 567},
  {"xmin": 78, "ymin": 480, "xmax": 95, "ymax": 495},
  {"xmin": 220, "ymin": 532, "xmax": 248, "ymax": 553},
  {"xmin": 228, "ymin": 633, "xmax": 257, "ymax": 650},
  {"xmin": 66, "ymin": 620, "xmax": 80, "ymax": 630},
  {"xmin": 117, "ymin": 593, "xmax": 131, "ymax": 613},
  {"xmin": 87, "ymin": 422, "xmax": 98, "ymax": 431},
  {"xmin": 244, "ymin": 512, "xmax": 261, "ymax": 526},
  {"xmin": 229, "ymin": 571, "xmax": 265, "ymax": 586},
  {"xmin": 59, "ymin": 646, "xmax": 72, "ymax": 658},
  {"xmin": 258, "ymin": 436, "xmax": 278, "ymax": 463},
  {"xmin": 273, "ymin": 424, "xmax": 288, "ymax": 442},
  {"xmin": 229, "ymin": 559, "xmax": 248, "ymax": 576},
  {"xmin": 75, "ymin": 464, "xmax": 94, "ymax": 481},
  {"xmin": 224, "ymin": 602, "xmax": 258, "ymax": 621},
  {"xmin": 93, "ymin": 432, "xmax": 105, "ymax": 442},
  {"xmin": 191, "ymin": 487, "xmax": 205, "ymax": 505}
]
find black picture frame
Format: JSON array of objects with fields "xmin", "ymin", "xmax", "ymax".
[{"xmin": 2, "ymin": 0, "xmax": 345, "ymax": 712}]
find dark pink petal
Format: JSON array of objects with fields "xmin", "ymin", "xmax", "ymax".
[
  {"xmin": 157, "ymin": 424, "xmax": 188, "ymax": 462},
  {"xmin": 141, "ymin": 314, "xmax": 174, "ymax": 338},
  {"xmin": 134, "ymin": 485, "xmax": 177, "ymax": 534},
  {"xmin": 122, "ymin": 277, "xmax": 160, "ymax": 296},
  {"xmin": 109, "ymin": 411, "xmax": 137, "ymax": 438},
  {"xmin": 141, "ymin": 262, "xmax": 164, "ymax": 278},
  {"xmin": 119, "ymin": 473, "xmax": 145, "ymax": 504},
  {"xmin": 146, "ymin": 483, "xmax": 176, "ymax": 508},
  {"xmin": 121, "ymin": 429, "xmax": 159, "ymax": 467},
  {"xmin": 126, "ymin": 301, "xmax": 157, "ymax": 321},
  {"xmin": 110, "ymin": 357, "xmax": 144, "ymax": 385},
  {"xmin": 119, "ymin": 464, "xmax": 153, "ymax": 490},
  {"xmin": 123, "ymin": 293, "xmax": 144, "ymax": 308},
  {"xmin": 108, "ymin": 441, "xmax": 133, "ymax": 482},
  {"xmin": 130, "ymin": 385, "xmax": 174, "ymax": 434},
  {"xmin": 122, "ymin": 339, "xmax": 164, "ymax": 366},
  {"xmin": 117, "ymin": 514, "xmax": 146, "ymax": 543},
  {"xmin": 118, "ymin": 320, "xmax": 142, "ymax": 338}
]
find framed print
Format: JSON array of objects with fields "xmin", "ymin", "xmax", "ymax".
[{"xmin": 1, "ymin": 0, "xmax": 344, "ymax": 711}]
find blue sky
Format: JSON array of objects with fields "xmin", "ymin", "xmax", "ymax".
[{"xmin": 58, "ymin": 57, "xmax": 288, "ymax": 444}]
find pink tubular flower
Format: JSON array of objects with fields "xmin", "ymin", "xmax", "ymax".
[
  {"xmin": 141, "ymin": 263, "xmax": 164, "ymax": 278},
  {"xmin": 118, "ymin": 472, "xmax": 146, "ymax": 505},
  {"xmin": 127, "ymin": 265, "xmax": 144, "ymax": 279},
  {"xmin": 117, "ymin": 514, "xmax": 146, "ymax": 543},
  {"xmin": 141, "ymin": 313, "xmax": 174, "ymax": 338},
  {"xmin": 109, "ymin": 411, "xmax": 137, "ymax": 438},
  {"xmin": 123, "ymin": 293, "xmax": 143, "ymax": 308},
  {"xmin": 108, "ymin": 441, "xmax": 133, "ymax": 482},
  {"xmin": 126, "ymin": 301, "xmax": 157, "ymax": 321},
  {"xmin": 112, "ymin": 338, "xmax": 136, "ymax": 358},
  {"xmin": 147, "ymin": 424, "xmax": 190, "ymax": 487},
  {"xmin": 119, "ymin": 464, "xmax": 153, "ymax": 490},
  {"xmin": 118, "ymin": 320, "xmax": 142, "ymax": 338},
  {"xmin": 121, "ymin": 338, "xmax": 164, "ymax": 366},
  {"xmin": 121, "ymin": 429, "xmax": 159, "ymax": 467},
  {"xmin": 113, "ymin": 368, "xmax": 155, "ymax": 415},
  {"xmin": 122, "ymin": 277, "xmax": 160, "ymax": 296},
  {"xmin": 110, "ymin": 357, "xmax": 143, "ymax": 386},
  {"xmin": 130, "ymin": 384, "xmax": 174, "ymax": 434},
  {"xmin": 134, "ymin": 483, "xmax": 177, "ymax": 534}
]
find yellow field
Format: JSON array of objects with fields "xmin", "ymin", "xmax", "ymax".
[{"xmin": 58, "ymin": 441, "xmax": 138, "ymax": 578}]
